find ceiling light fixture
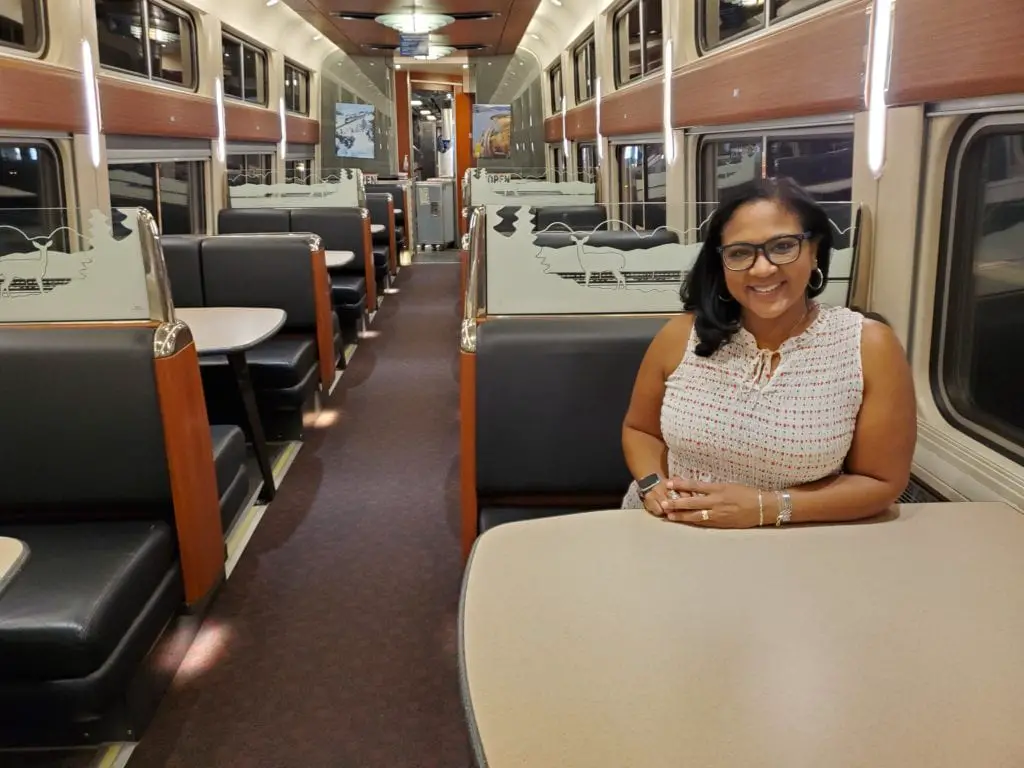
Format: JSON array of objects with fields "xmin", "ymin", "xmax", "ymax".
[
  {"xmin": 413, "ymin": 43, "xmax": 456, "ymax": 60},
  {"xmin": 376, "ymin": 12, "xmax": 455, "ymax": 34}
]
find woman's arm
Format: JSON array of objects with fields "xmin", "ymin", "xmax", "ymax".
[
  {"xmin": 622, "ymin": 315, "xmax": 692, "ymax": 486},
  {"xmin": 663, "ymin": 319, "xmax": 917, "ymax": 526}
]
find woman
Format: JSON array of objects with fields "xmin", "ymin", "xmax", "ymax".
[{"xmin": 621, "ymin": 177, "xmax": 916, "ymax": 527}]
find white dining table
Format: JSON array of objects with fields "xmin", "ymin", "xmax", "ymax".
[
  {"xmin": 461, "ymin": 503, "xmax": 1024, "ymax": 768},
  {"xmin": 0, "ymin": 536, "xmax": 28, "ymax": 597},
  {"xmin": 325, "ymin": 250, "xmax": 355, "ymax": 269},
  {"xmin": 371, "ymin": 223, "xmax": 385, "ymax": 234},
  {"xmin": 176, "ymin": 307, "xmax": 286, "ymax": 501}
]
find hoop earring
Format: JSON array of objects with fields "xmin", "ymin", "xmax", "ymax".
[
  {"xmin": 717, "ymin": 290, "xmax": 733, "ymax": 302},
  {"xmin": 807, "ymin": 267, "xmax": 824, "ymax": 291}
]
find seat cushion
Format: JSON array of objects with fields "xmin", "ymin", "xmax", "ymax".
[
  {"xmin": 372, "ymin": 248, "xmax": 388, "ymax": 270},
  {"xmin": 331, "ymin": 274, "xmax": 367, "ymax": 307},
  {"xmin": 210, "ymin": 424, "xmax": 246, "ymax": 497},
  {"xmin": 200, "ymin": 337, "xmax": 317, "ymax": 389},
  {"xmin": 0, "ymin": 521, "xmax": 177, "ymax": 682}
]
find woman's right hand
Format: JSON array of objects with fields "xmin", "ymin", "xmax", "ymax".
[{"xmin": 642, "ymin": 480, "xmax": 687, "ymax": 518}]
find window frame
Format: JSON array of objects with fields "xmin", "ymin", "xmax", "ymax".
[
  {"xmin": 696, "ymin": 0, "xmax": 831, "ymax": 54},
  {"xmin": 0, "ymin": 0, "xmax": 46, "ymax": 56},
  {"xmin": 612, "ymin": 0, "xmax": 663, "ymax": 88},
  {"xmin": 94, "ymin": 0, "xmax": 198, "ymax": 91},
  {"xmin": 284, "ymin": 59, "xmax": 311, "ymax": 116},
  {"xmin": 221, "ymin": 29, "xmax": 269, "ymax": 107},
  {"xmin": 107, "ymin": 158, "xmax": 207, "ymax": 235},
  {"xmin": 573, "ymin": 32, "xmax": 596, "ymax": 104},
  {"xmin": 931, "ymin": 113, "xmax": 1024, "ymax": 465},
  {"xmin": 548, "ymin": 61, "xmax": 564, "ymax": 115}
]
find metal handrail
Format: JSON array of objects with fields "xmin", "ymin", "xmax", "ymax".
[{"xmin": 460, "ymin": 205, "xmax": 487, "ymax": 353}]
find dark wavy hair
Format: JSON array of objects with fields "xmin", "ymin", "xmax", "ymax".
[{"xmin": 682, "ymin": 176, "xmax": 834, "ymax": 357}]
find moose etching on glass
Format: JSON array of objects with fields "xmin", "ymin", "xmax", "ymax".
[{"xmin": 0, "ymin": 225, "xmax": 91, "ymax": 300}]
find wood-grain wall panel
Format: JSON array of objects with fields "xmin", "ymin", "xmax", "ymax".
[
  {"xmin": 100, "ymin": 78, "xmax": 216, "ymax": 138},
  {"xmin": 565, "ymin": 103, "xmax": 597, "ymax": 141},
  {"xmin": 672, "ymin": 0, "xmax": 868, "ymax": 127},
  {"xmin": 601, "ymin": 78, "xmax": 662, "ymax": 136},
  {"xmin": 888, "ymin": 0, "xmax": 1024, "ymax": 105},
  {"xmin": 0, "ymin": 58, "xmax": 84, "ymax": 133},
  {"xmin": 544, "ymin": 116, "xmax": 563, "ymax": 143},
  {"xmin": 225, "ymin": 102, "xmax": 281, "ymax": 142},
  {"xmin": 286, "ymin": 114, "xmax": 320, "ymax": 145}
]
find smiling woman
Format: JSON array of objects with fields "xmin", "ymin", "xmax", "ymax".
[{"xmin": 621, "ymin": 177, "xmax": 917, "ymax": 530}]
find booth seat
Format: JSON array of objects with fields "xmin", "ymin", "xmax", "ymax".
[
  {"xmin": 530, "ymin": 205, "xmax": 609, "ymax": 232},
  {"xmin": 210, "ymin": 424, "xmax": 250, "ymax": 532},
  {"xmin": 532, "ymin": 228, "xmax": 680, "ymax": 249},
  {"xmin": 0, "ymin": 325, "xmax": 223, "ymax": 747},
  {"xmin": 473, "ymin": 316, "xmax": 668, "ymax": 533},
  {"xmin": 161, "ymin": 234, "xmax": 336, "ymax": 440},
  {"xmin": 367, "ymin": 182, "xmax": 408, "ymax": 250},
  {"xmin": 366, "ymin": 191, "xmax": 399, "ymax": 278},
  {"xmin": 217, "ymin": 207, "xmax": 375, "ymax": 329}
]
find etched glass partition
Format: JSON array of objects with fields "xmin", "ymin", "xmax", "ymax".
[
  {"xmin": 227, "ymin": 168, "xmax": 366, "ymax": 208},
  {"xmin": 481, "ymin": 201, "xmax": 861, "ymax": 316},
  {"xmin": 465, "ymin": 167, "xmax": 597, "ymax": 208},
  {"xmin": 0, "ymin": 207, "xmax": 164, "ymax": 322}
]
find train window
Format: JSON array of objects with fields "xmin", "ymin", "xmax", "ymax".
[
  {"xmin": 613, "ymin": 0, "xmax": 663, "ymax": 87},
  {"xmin": 108, "ymin": 160, "xmax": 205, "ymax": 235},
  {"xmin": 226, "ymin": 153, "xmax": 274, "ymax": 186},
  {"xmin": 0, "ymin": 140, "xmax": 67, "ymax": 256},
  {"xmin": 551, "ymin": 145, "xmax": 567, "ymax": 181},
  {"xmin": 0, "ymin": 0, "xmax": 43, "ymax": 53},
  {"xmin": 701, "ymin": 0, "xmax": 828, "ymax": 51},
  {"xmin": 548, "ymin": 63, "xmax": 563, "ymax": 114},
  {"xmin": 222, "ymin": 32, "xmax": 268, "ymax": 106},
  {"xmin": 95, "ymin": 0, "xmax": 196, "ymax": 88},
  {"xmin": 285, "ymin": 160, "xmax": 312, "ymax": 184},
  {"xmin": 284, "ymin": 61, "xmax": 310, "ymax": 115},
  {"xmin": 573, "ymin": 34, "xmax": 596, "ymax": 103},
  {"xmin": 936, "ymin": 123, "xmax": 1024, "ymax": 460},
  {"xmin": 577, "ymin": 143, "xmax": 598, "ymax": 183},
  {"xmin": 616, "ymin": 143, "xmax": 666, "ymax": 230}
]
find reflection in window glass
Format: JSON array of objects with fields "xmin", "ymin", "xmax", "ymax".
[
  {"xmin": 284, "ymin": 62, "xmax": 309, "ymax": 115},
  {"xmin": 285, "ymin": 160, "xmax": 312, "ymax": 184},
  {"xmin": 940, "ymin": 128, "xmax": 1024, "ymax": 452},
  {"xmin": 574, "ymin": 35, "xmax": 596, "ymax": 103},
  {"xmin": 771, "ymin": 0, "xmax": 827, "ymax": 20},
  {"xmin": 95, "ymin": 0, "xmax": 195, "ymax": 87},
  {"xmin": 551, "ymin": 145, "xmax": 567, "ymax": 181},
  {"xmin": 577, "ymin": 143, "xmax": 598, "ymax": 183},
  {"xmin": 0, "ymin": 0, "xmax": 43, "ymax": 52},
  {"xmin": 222, "ymin": 33, "xmax": 267, "ymax": 105},
  {"xmin": 549, "ymin": 64, "xmax": 563, "ymax": 114},
  {"xmin": 703, "ymin": 0, "xmax": 764, "ymax": 48},
  {"xmin": 0, "ymin": 141, "xmax": 67, "ymax": 259},
  {"xmin": 617, "ymin": 143, "xmax": 665, "ymax": 230},
  {"xmin": 614, "ymin": 0, "xmax": 663, "ymax": 86},
  {"xmin": 226, "ymin": 153, "xmax": 273, "ymax": 186},
  {"xmin": 108, "ymin": 161, "xmax": 205, "ymax": 235}
]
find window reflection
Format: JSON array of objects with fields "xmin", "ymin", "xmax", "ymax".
[
  {"xmin": 549, "ymin": 64, "xmax": 563, "ymax": 114},
  {"xmin": 222, "ymin": 33, "xmax": 267, "ymax": 105},
  {"xmin": 574, "ymin": 36, "xmax": 595, "ymax": 103},
  {"xmin": 0, "ymin": 0, "xmax": 42, "ymax": 51},
  {"xmin": 614, "ymin": 0, "xmax": 662, "ymax": 86},
  {"xmin": 95, "ymin": 0, "xmax": 195, "ymax": 87},
  {"xmin": 617, "ymin": 143, "xmax": 665, "ymax": 231},
  {"xmin": 108, "ymin": 160, "xmax": 205, "ymax": 235},
  {"xmin": 0, "ymin": 142, "xmax": 67, "ymax": 256},
  {"xmin": 226, "ymin": 154, "xmax": 273, "ymax": 187}
]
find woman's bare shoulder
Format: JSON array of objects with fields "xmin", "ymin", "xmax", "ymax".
[{"xmin": 649, "ymin": 313, "xmax": 695, "ymax": 373}]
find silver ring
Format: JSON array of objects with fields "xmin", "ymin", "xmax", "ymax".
[{"xmin": 701, "ymin": 509, "xmax": 709, "ymax": 521}]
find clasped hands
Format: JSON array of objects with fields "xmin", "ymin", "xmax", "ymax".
[{"xmin": 643, "ymin": 477, "xmax": 764, "ymax": 528}]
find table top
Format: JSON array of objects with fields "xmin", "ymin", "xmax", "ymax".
[
  {"xmin": 0, "ymin": 537, "xmax": 28, "ymax": 597},
  {"xmin": 325, "ymin": 250, "xmax": 355, "ymax": 268},
  {"xmin": 177, "ymin": 307, "xmax": 286, "ymax": 355},
  {"xmin": 394, "ymin": 208, "xmax": 403, "ymax": 215},
  {"xmin": 461, "ymin": 504, "xmax": 1024, "ymax": 768},
  {"xmin": 371, "ymin": 223, "xmax": 385, "ymax": 234}
]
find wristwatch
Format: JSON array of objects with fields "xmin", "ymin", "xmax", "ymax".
[{"xmin": 637, "ymin": 473, "xmax": 663, "ymax": 499}]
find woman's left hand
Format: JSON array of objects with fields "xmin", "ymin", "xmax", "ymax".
[{"xmin": 661, "ymin": 478, "xmax": 763, "ymax": 528}]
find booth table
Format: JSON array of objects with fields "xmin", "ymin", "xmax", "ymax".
[
  {"xmin": 460, "ymin": 504, "xmax": 1024, "ymax": 767},
  {"xmin": 325, "ymin": 250, "xmax": 355, "ymax": 268},
  {"xmin": 176, "ymin": 307, "xmax": 286, "ymax": 502},
  {"xmin": 0, "ymin": 537, "xmax": 28, "ymax": 598}
]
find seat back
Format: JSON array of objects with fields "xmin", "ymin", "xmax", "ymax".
[
  {"xmin": 217, "ymin": 208, "xmax": 290, "ymax": 235},
  {"xmin": 0, "ymin": 326, "xmax": 172, "ymax": 523},
  {"xmin": 198, "ymin": 235, "xmax": 318, "ymax": 332},
  {"xmin": 289, "ymin": 208, "xmax": 366, "ymax": 253},
  {"xmin": 367, "ymin": 184, "xmax": 406, "ymax": 222},
  {"xmin": 160, "ymin": 235, "xmax": 205, "ymax": 308},
  {"xmin": 532, "ymin": 228, "xmax": 680, "ymax": 249},
  {"xmin": 531, "ymin": 205, "xmax": 608, "ymax": 232},
  {"xmin": 364, "ymin": 192, "xmax": 393, "ymax": 225},
  {"xmin": 475, "ymin": 316, "xmax": 667, "ymax": 498}
]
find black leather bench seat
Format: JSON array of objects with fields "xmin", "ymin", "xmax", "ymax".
[
  {"xmin": 331, "ymin": 274, "xmax": 367, "ymax": 306},
  {"xmin": 0, "ymin": 521, "xmax": 177, "ymax": 682},
  {"xmin": 200, "ymin": 337, "xmax": 317, "ymax": 389}
]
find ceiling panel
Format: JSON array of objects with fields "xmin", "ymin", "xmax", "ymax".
[{"xmin": 286, "ymin": 0, "xmax": 542, "ymax": 56}]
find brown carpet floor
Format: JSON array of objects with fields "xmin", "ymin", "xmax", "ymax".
[{"xmin": 127, "ymin": 261, "xmax": 470, "ymax": 767}]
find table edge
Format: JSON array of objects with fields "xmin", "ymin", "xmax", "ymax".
[
  {"xmin": 177, "ymin": 307, "xmax": 287, "ymax": 355},
  {"xmin": 0, "ymin": 539, "xmax": 29, "ymax": 598},
  {"xmin": 459, "ymin": 535, "xmax": 491, "ymax": 768}
]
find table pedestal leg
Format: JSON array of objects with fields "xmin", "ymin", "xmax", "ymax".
[{"xmin": 227, "ymin": 352, "xmax": 276, "ymax": 502}]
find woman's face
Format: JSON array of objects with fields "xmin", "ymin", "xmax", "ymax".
[{"xmin": 720, "ymin": 199, "xmax": 817, "ymax": 321}]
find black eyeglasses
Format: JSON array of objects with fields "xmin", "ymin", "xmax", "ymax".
[{"xmin": 718, "ymin": 232, "xmax": 813, "ymax": 272}]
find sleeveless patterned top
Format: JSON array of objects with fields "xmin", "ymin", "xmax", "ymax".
[{"xmin": 621, "ymin": 304, "xmax": 864, "ymax": 508}]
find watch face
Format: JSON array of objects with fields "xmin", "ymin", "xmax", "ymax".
[{"xmin": 638, "ymin": 473, "xmax": 661, "ymax": 495}]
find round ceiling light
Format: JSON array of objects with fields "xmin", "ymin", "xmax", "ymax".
[{"xmin": 375, "ymin": 12, "xmax": 455, "ymax": 33}]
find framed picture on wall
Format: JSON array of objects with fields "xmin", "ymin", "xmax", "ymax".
[
  {"xmin": 335, "ymin": 103, "xmax": 376, "ymax": 159},
  {"xmin": 472, "ymin": 104, "xmax": 512, "ymax": 159}
]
